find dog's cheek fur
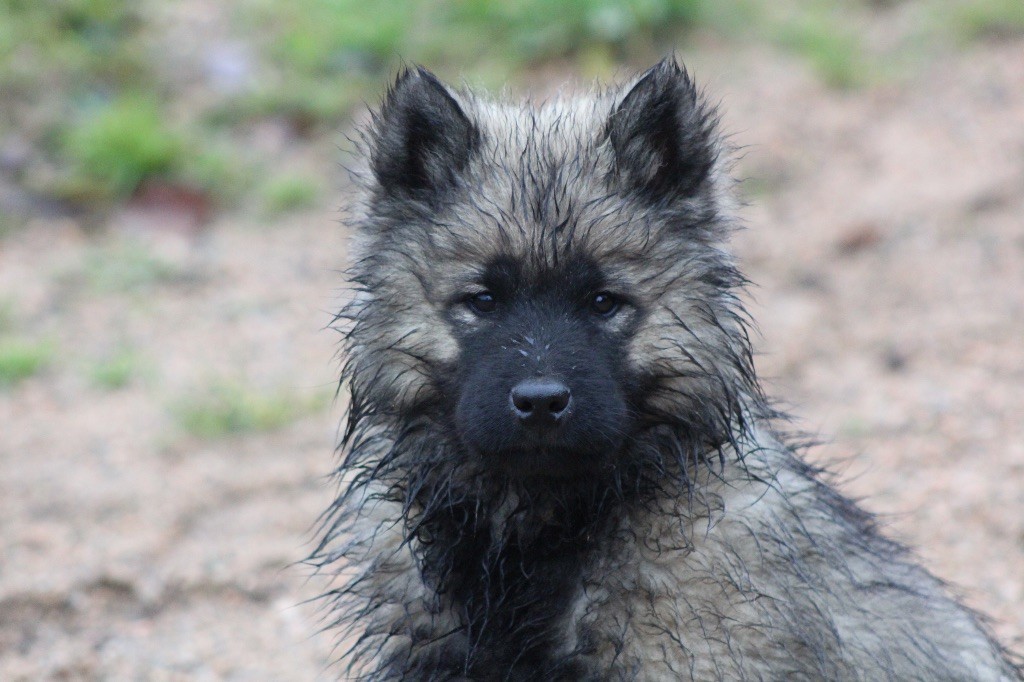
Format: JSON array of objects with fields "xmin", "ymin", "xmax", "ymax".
[
  {"xmin": 344, "ymin": 244, "xmax": 462, "ymax": 413},
  {"xmin": 627, "ymin": 264, "xmax": 751, "ymax": 415},
  {"xmin": 584, "ymin": 197, "xmax": 751, "ymax": 432}
]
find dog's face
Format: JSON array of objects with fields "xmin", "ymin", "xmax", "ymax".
[
  {"xmin": 448, "ymin": 254, "xmax": 636, "ymax": 477},
  {"xmin": 346, "ymin": 62, "xmax": 750, "ymax": 481}
]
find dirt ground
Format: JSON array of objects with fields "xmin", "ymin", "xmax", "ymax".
[{"xmin": 1, "ymin": 35, "xmax": 1023, "ymax": 681}]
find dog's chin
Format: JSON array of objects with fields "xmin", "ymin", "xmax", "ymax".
[{"xmin": 482, "ymin": 446, "xmax": 610, "ymax": 480}]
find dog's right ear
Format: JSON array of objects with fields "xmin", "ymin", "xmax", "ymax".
[{"xmin": 369, "ymin": 68, "xmax": 479, "ymax": 203}]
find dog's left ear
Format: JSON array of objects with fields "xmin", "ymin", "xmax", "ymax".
[{"xmin": 607, "ymin": 59, "xmax": 717, "ymax": 203}]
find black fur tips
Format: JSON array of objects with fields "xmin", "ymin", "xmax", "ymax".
[
  {"xmin": 370, "ymin": 67, "xmax": 479, "ymax": 202},
  {"xmin": 608, "ymin": 58, "xmax": 717, "ymax": 203}
]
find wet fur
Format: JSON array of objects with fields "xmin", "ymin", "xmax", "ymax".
[{"xmin": 311, "ymin": 61, "xmax": 1023, "ymax": 681}]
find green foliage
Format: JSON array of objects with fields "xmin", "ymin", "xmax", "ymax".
[
  {"xmin": 59, "ymin": 96, "xmax": 252, "ymax": 205},
  {"xmin": 262, "ymin": 173, "xmax": 321, "ymax": 213},
  {"xmin": 0, "ymin": 0, "xmax": 252, "ymax": 211},
  {"xmin": 256, "ymin": 0, "xmax": 412, "ymax": 75},
  {"xmin": 183, "ymin": 144, "xmax": 258, "ymax": 203},
  {"xmin": 773, "ymin": 11, "xmax": 865, "ymax": 89},
  {"xmin": 251, "ymin": 0, "xmax": 698, "ymax": 76},
  {"xmin": 89, "ymin": 349, "xmax": 143, "ymax": 389},
  {"xmin": 446, "ymin": 0, "xmax": 701, "ymax": 59},
  {"xmin": 241, "ymin": 0, "xmax": 702, "ymax": 123},
  {"xmin": 60, "ymin": 95, "xmax": 182, "ymax": 201},
  {"xmin": 0, "ymin": 339, "xmax": 53, "ymax": 387},
  {"xmin": 952, "ymin": 0, "xmax": 1024, "ymax": 40},
  {"xmin": 0, "ymin": 0, "xmax": 1006, "ymax": 217},
  {"xmin": 0, "ymin": 0, "xmax": 147, "ymax": 92},
  {"xmin": 172, "ymin": 381, "xmax": 328, "ymax": 438}
]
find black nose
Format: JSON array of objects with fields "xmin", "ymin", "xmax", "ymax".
[{"xmin": 510, "ymin": 378, "xmax": 572, "ymax": 427}]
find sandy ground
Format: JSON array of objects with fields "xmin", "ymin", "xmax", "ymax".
[{"xmin": 1, "ymin": 36, "xmax": 1022, "ymax": 681}]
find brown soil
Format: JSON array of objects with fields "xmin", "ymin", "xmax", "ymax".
[{"xmin": 1, "ymin": 38, "xmax": 1022, "ymax": 680}]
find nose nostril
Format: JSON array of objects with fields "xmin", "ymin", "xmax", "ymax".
[
  {"xmin": 510, "ymin": 379, "xmax": 572, "ymax": 424},
  {"xmin": 512, "ymin": 396, "xmax": 534, "ymax": 414},
  {"xmin": 547, "ymin": 392, "xmax": 570, "ymax": 415}
]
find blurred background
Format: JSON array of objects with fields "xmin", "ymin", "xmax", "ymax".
[{"xmin": 1, "ymin": 0, "xmax": 1022, "ymax": 678}]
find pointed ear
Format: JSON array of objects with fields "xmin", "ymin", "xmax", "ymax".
[
  {"xmin": 607, "ymin": 59, "xmax": 717, "ymax": 203},
  {"xmin": 369, "ymin": 68, "xmax": 479, "ymax": 202}
]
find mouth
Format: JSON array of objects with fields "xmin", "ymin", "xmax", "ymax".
[{"xmin": 486, "ymin": 446, "xmax": 608, "ymax": 479}]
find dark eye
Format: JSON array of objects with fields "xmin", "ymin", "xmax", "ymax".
[
  {"xmin": 467, "ymin": 291, "xmax": 497, "ymax": 314},
  {"xmin": 591, "ymin": 292, "xmax": 619, "ymax": 317}
]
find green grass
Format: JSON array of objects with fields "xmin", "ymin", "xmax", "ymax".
[
  {"xmin": 0, "ymin": 1, "xmax": 256, "ymax": 212},
  {"xmin": 239, "ymin": 0, "xmax": 703, "ymax": 124},
  {"xmin": 773, "ymin": 12, "xmax": 865, "ymax": 89},
  {"xmin": 0, "ymin": 0, "xmax": 147, "ymax": 93},
  {"xmin": 60, "ymin": 95, "xmax": 183, "ymax": 201},
  {"xmin": 0, "ymin": 339, "xmax": 53, "ymax": 387},
  {"xmin": 0, "ymin": 212, "xmax": 18, "ymax": 240},
  {"xmin": 76, "ymin": 242, "xmax": 182, "ymax": 293},
  {"xmin": 0, "ymin": 300, "xmax": 14, "ymax": 334},
  {"xmin": 839, "ymin": 416, "xmax": 870, "ymax": 439},
  {"xmin": 1, "ymin": 0, "xmax": 1009, "ymax": 218},
  {"xmin": 89, "ymin": 349, "xmax": 144, "ymax": 390},
  {"xmin": 738, "ymin": 170, "xmax": 790, "ymax": 200},
  {"xmin": 951, "ymin": 0, "xmax": 1024, "ymax": 40},
  {"xmin": 55, "ymin": 96, "xmax": 254, "ymax": 205},
  {"xmin": 0, "ymin": 0, "xmax": 157, "ymax": 207},
  {"xmin": 261, "ymin": 173, "xmax": 321, "ymax": 213},
  {"xmin": 428, "ymin": 0, "xmax": 702, "ymax": 64},
  {"xmin": 172, "ymin": 381, "xmax": 328, "ymax": 438},
  {"xmin": 182, "ymin": 143, "xmax": 258, "ymax": 204}
]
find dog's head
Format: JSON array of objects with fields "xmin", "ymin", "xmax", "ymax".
[{"xmin": 343, "ymin": 61, "xmax": 753, "ymax": 482}]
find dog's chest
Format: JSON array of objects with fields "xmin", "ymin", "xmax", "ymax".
[{"xmin": 418, "ymin": 510, "xmax": 603, "ymax": 679}]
